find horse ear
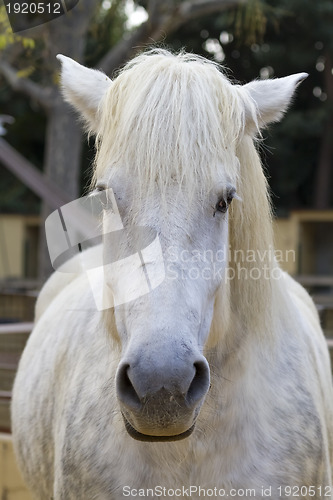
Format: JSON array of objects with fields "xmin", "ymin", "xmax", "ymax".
[
  {"xmin": 241, "ymin": 73, "xmax": 308, "ymax": 133},
  {"xmin": 57, "ymin": 55, "xmax": 112, "ymax": 133}
]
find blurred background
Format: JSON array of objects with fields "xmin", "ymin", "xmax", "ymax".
[
  {"xmin": 1, "ymin": 0, "xmax": 333, "ymax": 284},
  {"xmin": 0, "ymin": 0, "xmax": 333, "ymax": 492},
  {"xmin": 1, "ymin": 0, "xmax": 333, "ymax": 278}
]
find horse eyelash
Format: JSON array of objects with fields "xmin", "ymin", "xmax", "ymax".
[{"xmin": 88, "ymin": 184, "xmax": 107, "ymax": 197}]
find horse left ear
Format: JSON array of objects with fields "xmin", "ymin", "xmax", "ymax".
[
  {"xmin": 240, "ymin": 72, "xmax": 308, "ymax": 133},
  {"xmin": 57, "ymin": 55, "xmax": 112, "ymax": 133}
]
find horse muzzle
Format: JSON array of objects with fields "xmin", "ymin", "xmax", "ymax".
[{"xmin": 116, "ymin": 356, "xmax": 210, "ymax": 441}]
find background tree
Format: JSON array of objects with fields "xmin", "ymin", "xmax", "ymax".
[{"xmin": 1, "ymin": 0, "xmax": 332, "ymax": 279}]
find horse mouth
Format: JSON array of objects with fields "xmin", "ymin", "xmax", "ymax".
[{"xmin": 122, "ymin": 414, "xmax": 195, "ymax": 442}]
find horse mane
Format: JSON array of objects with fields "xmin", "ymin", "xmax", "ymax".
[
  {"xmin": 94, "ymin": 49, "xmax": 277, "ymax": 341},
  {"xmin": 210, "ymin": 136, "xmax": 276, "ymax": 348},
  {"xmin": 93, "ymin": 49, "xmax": 244, "ymax": 197}
]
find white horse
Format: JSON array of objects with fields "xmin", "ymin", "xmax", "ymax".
[{"xmin": 12, "ymin": 50, "xmax": 333, "ymax": 499}]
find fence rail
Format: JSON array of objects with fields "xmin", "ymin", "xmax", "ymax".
[{"xmin": 0, "ymin": 322, "xmax": 34, "ymax": 335}]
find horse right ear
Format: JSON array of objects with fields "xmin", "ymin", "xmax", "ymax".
[
  {"xmin": 239, "ymin": 72, "xmax": 308, "ymax": 134},
  {"xmin": 57, "ymin": 55, "xmax": 112, "ymax": 134}
]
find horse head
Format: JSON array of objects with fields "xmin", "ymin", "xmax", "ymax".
[{"xmin": 57, "ymin": 50, "xmax": 306, "ymax": 441}]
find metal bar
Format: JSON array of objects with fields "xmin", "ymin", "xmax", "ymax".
[
  {"xmin": 0, "ymin": 390, "xmax": 11, "ymax": 399},
  {"xmin": 295, "ymin": 275, "xmax": 333, "ymax": 287},
  {"xmin": 0, "ymin": 322, "xmax": 33, "ymax": 335}
]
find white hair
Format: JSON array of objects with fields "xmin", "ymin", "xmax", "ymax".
[
  {"xmin": 93, "ymin": 50, "xmax": 274, "ymax": 335},
  {"xmin": 93, "ymin": 50, "xmax": 246, "ymax": 200}
]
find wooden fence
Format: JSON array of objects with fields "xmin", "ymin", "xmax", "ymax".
[{"xmin": 0, "ymin": 323, "xmax": 33, "ymax": 433}]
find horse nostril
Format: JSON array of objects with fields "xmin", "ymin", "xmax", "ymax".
[
  {"xmin": 116, "ymin": 363, "xmax": 141, "ymax": 409},
  {"xmin": 117, "ymin": 357, "xmax": 210, "ymax": 411},
  {"xmin": 186, "ymin": 360, "xmax": 210, "ymax": 405}
]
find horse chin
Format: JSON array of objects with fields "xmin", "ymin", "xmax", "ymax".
[{"xmin": 122, "ymin": 414, "xmax": 195, "ymax": 442}]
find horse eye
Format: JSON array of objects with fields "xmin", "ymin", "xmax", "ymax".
[
  {"xmin": 216, "ymin": 198, "xmax": 228, "ymax": 213},
  {"xmin": 95, "ymin": 184, "xmax": 106, "ymax": 192},
  {"xmin": 215, "ymin": 190, "xmax": 235, "ymax": 214}
]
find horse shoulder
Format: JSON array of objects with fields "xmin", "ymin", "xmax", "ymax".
[{"xmin": 34, "ymin": 269, "xmax": 77, "ymax": 321}]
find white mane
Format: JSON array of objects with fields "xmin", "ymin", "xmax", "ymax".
[
  {"xmin": 93, "ymin": 50, "xmax": 274, "ymax": 337},
  {"xmin": 93, "ymin": 50, "xmax": 245, "ymax": 198}
]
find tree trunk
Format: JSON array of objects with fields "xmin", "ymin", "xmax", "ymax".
[
  {"xmin": 38, "ymin": 1, "xmax": 97, "ymax": 280},
  {"xmin": 39, "ymin": 97, "xmax": 84, "ymax": 279}
]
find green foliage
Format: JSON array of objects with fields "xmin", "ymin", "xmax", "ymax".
[
  {"xmin": 0, "ymin": 5, "xmax": 44, "ymax": 214},
  {"xmin": 85, "ymin": 0, "xmax": 127, "ymax": 68},
  {"xmin": 0, "ymin": 6, "xmax": 35, "ymax": 50},
  {"xmin": 232, "ymin": 0, "xmax": 267, "ymax": 46}
]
